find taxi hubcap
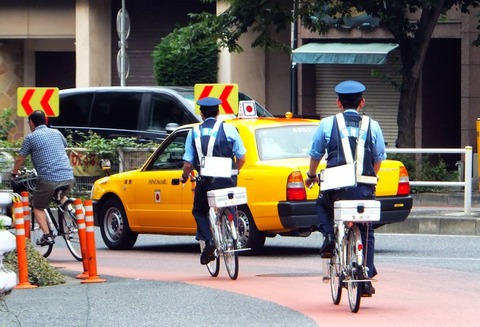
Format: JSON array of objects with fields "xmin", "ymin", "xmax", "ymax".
[{"xmin": 105, "ymin": 208, "xmax": 123, "ymax": 242}]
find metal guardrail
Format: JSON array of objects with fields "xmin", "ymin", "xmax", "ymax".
[{"xmin": 386, "ymin": 146, "xmax": 473, "ymax": 214}]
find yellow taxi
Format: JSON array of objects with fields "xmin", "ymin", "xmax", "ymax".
[{"xmin": 91, "ymin": 117, "xmax": 412, "ymax": 251}]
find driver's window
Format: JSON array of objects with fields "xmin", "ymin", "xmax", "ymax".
[{"xmin": 148, "ymin": 132, "xmax": 187, "ymax": 171}]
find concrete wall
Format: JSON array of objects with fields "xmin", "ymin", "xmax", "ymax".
[
  {"xmin": 0, "ymin": 42, "xmax": 24, "ymax": 140},
  {"xmin": 75, "ymin": 0, "xmax": 111, "ymax": 87}
]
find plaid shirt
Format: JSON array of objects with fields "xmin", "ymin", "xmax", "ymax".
[{"xmin": 19, "ymin": 125, "xmax": 74, "ymax": 182}]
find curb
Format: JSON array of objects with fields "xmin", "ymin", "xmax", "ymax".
[
  {"xmin": 377, "ymin": 192, "xmax": 480, "ymax": 236},
  {"xmin": 377, "ymin": 213, "xmax": 480, "ymax": 236}
]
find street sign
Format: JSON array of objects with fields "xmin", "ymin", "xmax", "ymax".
[
  {"xmin": 117, "ymin": 5, "xmax": 130, "ymax": 86},
  {"xmin": 17, "ymin": 87, "xmax": 59, "ymax": 117},
  {"xmin": 194, "ymin": 83, "xmax": 239, "ymax": 115}
]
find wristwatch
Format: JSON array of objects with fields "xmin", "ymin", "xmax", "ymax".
[{"xmin": 306, "ymin": 172, "xmax": 316, "ymax": 179}]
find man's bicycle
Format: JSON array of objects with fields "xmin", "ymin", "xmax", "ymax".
[
  {"xmin": 328, "ymin": 200, "xmax": 380, "ymax": 313},
  {"xmin": 11, "ymin": 169, "xmax": 82, "ymax": 261},
  {"xmin": 203, "ymin": 186, "xmax": 248, "ymax": 280}
]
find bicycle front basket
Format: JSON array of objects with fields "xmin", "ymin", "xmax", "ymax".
[{"xmin": 11, "ymin": 173, "xmax": 38, "ymax": 194}]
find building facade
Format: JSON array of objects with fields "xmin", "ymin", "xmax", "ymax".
[{"xmin": 0, "ymin": 0, "xmax": 479, "ymax": 164}]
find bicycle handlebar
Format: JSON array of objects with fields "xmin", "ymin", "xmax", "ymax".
[{"xmin": 11, "ymin": 168, "xmax": 38, "ymax": 192}]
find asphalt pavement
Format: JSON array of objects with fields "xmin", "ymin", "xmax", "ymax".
[{"xmin": 2, "ymin": 191, "xmax": 479, "ymax": 327}]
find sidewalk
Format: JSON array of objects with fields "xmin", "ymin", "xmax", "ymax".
[
  {"xmin": 376, "ymin": 191, "xmax": 480, "ymax": 236},
  {"xmin": 2, "ymin": 272, "xmax": 317, "ymax": 327}
]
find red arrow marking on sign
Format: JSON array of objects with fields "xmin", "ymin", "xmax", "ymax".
[
  {"xmin": 219, "ymin": 85, "xmax": 234, "ymax": 114},
  {"xmin": 40, "ymin": 89, "xmax": 55, "ymax": 116},
  {"xmin": 198, "ymin": 85, "xmax": 214, "ymax": 100},
  {"xmin": 21, "ymin": 89, "xmax": 35, "ymax": 116}
]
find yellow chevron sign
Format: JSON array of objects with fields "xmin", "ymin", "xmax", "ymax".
[
  {"xmin": 194, "ymin": 83, "xmax": 239, "ymax": 115},
  {"xmin": 17, "ymin": 87, "xmax": 59, "ymax": 117}
]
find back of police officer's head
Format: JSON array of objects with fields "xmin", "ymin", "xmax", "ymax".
[
  {"xmin": 197, "ymin": 97, "xmax": 222, "ymax": 119},
  {"xmin": 28, "ymin": 110, "xmax": 46, "ymax": 127},
  {"xmin": 335, "ymin": 80, "xmax": 366, "ymax": 110}
]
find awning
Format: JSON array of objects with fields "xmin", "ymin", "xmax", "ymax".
[{"xmin": 292, "ymin": 43, "xmax": 399, "ymax": 65}]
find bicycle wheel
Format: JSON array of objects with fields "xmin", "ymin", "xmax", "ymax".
[
  {"xmin": 60, "ymin": 199, "xmax": 82, "ymax": 261},
  {"xmin": 346, "ymin": 225, "xmax": 363, "ymax": 313},
  {"xmin": 221, "ymin": 211, "xmax": 239, "ymax": 280},
  {"xmin": 200, "ymin": 240, "xmax": 219, "ymax": 277},
  {"xmin": 329, "ymin": 249, "xmax": 342, "ymax": 305},
  {"xmin": 30, "ymin": 213, "xmax": 53, "ymax": 258}
]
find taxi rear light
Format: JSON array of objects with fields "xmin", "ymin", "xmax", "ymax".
[
  {"xmin": 397, "ymin": 166, "xmax": 411, "ymax": 196},
  {"xmin": 287, "ymin": 171, "xmax": 307, "ymax": 201}
]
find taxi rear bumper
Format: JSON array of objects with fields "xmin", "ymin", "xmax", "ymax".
[{"xmin": 277, "ymin": 195, "xmax": 413, "ymax": 229}]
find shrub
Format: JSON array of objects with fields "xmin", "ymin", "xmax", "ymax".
[
  {"xmin": 0, "ymin": 108, "xmax": 16, "ymax": 141},
  {"xmin": 4, "ymin": 242, "xmax": 65, "ymax": 286},
  {"xmin": 152, "ymin": 22, "xmax": 219, "ymax": 86},
  {"xmin": 388, "ymin": 153, "xmax": 459, "ymax": 193}
]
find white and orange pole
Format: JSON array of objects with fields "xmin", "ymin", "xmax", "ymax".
[
  {"xmin": 81, "ymin": 200, "xmax": 105, "ymax": 284},
  {"xmin": 13, "ymin": 202, "xmax": 37, "ymax": 289},
  {"xmin": 74, "ymin": 199, "xmax": 89, "ymax": 279},
  {"xmin": 21, "ymin": 191, "xmax": 31, "ymax": 239}
]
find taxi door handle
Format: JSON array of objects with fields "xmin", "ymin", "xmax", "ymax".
[{"xmin": 172, "ymin": 179, "xmax": 180, "ymax": 185}]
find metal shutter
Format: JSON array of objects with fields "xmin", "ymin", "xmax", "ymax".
[
  {"xmin": 314, "ymin": 52, "xmax": 401, "ymax": 147},
  {"xmin": 110, "ymin": 0, "xmax": 215, "ymax": 86}
]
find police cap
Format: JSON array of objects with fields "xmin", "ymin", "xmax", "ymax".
[
  {"xmin": 334, "ymin": 80, "xmax": 366, "ymax": 95},
  {"xmin": 197, "ymin": 97, "xmax": 222, "ymax": 107}
]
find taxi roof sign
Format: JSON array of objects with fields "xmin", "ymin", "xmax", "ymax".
[
  {"xmin": 17, "ymin": 87, "xmax": 59, "ymax": 117},
  {"xmin": 238, "ymin": 101, "xmax": 257, "ymax": 118},
  {"xmin": 194, "ymin": 83, "xmax": 239, "ymax": 115}
]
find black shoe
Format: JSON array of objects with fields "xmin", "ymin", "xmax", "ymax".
[
  {"xmin": 362, "ymin": 282, "xmax": 376, "ymax": 297},
  {"xmin": 200, "ymin": 239, "xmax": 216, "ymax": 265},
  {"xmin": 37, "ymin": 234, "xmax": 54, "ymax": 246},
  {"xmin": 320, "ymin": 233, "xmax": 335, "ymax": 258}
]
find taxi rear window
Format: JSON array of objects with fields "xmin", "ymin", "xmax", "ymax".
[{"xmin": 256, "ymin": 125, "xmax": 316, "ymax": 160}]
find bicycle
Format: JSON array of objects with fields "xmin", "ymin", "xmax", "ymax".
[
  {"xmin": 328, "ymin": 200, "xmax": 380, "ymax": 313},
  {"xmin": 11, "ymin": 169, "xmax": 82, "ymax": 261},
  {"xmin": 202, "ymin": 184, "xmax": 248, "ymax": 280}
]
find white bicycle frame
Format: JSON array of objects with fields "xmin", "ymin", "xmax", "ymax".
[
  {"xmin": 335, "ymin": 221, "xmax": 365, "ymax": 279},
  {"xmin": 208, "ymin": 206, "xmax": 240, "ymax": 253}
]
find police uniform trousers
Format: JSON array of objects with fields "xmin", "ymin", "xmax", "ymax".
[
  {"xmin": 316, "ymin": 183, "xmax": 377, "ymax": 278},
  {"xmin": 192, "ymin": 176, "xmax": 237, "ymax": 241}
]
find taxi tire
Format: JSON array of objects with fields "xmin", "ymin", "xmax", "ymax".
[
  {"xmin": 99, "ymin": 198, "xmax": 138, "ymax": 250},
  {"xmin": 237, "ymin": 205, "xmax": 266, "ymax": 253}
]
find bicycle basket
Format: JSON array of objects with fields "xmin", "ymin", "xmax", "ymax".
[{"xmin": 11, "ymin": 172, "xmax": 38, "ymax": 194}]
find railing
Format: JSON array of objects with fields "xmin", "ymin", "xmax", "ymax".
[
  {"xmin": 386, "ymin": 146, "xmax": 473, "ymax": 215},
  {"xmin": 0, "ymin": 147, "xmax": 155, "ymax": 195}
]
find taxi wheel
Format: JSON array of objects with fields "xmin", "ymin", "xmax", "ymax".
[
  {"xmin": 236, "ymin": 205, "xmax": 266, "ymax": 252},
  {"xmin": 99, "ymin": 198, "xmax": 138, "ymax": 250}
]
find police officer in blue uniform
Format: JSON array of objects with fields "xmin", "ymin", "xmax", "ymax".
[
  {"xmin": 181, "ymin": 97, "xmax": 246, "ymax": 265},
  {"xmin": 305, "ymin": 80, "xmax": 386, "ymax": 297}
]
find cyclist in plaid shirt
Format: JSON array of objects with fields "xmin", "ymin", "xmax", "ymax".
[{"xmin": 12, "ymin": 110, "xmax": 75, "ymax": 246}]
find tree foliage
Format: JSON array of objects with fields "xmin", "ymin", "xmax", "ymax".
[
  {"xmin": 152, "ymin": 22, "xmax": 220, "ymax": 86},
  {"xmin": 0, "ymin": 108, "xmax": 16, "ymax": 141},
  {"xmin": 197, "ymin": 0, "xmax": 480, "ymax": 147}
]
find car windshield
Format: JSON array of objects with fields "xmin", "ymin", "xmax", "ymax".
[{"xmin": 256, "ymin": 125, "xmax": 317, "ymax": 160}]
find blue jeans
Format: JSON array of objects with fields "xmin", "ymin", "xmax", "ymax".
[{"xmin": 316, "ymin": 184, "xmax": 377, "ymax": 277}]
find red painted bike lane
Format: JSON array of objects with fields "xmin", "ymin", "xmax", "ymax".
[{"xmin": 50, "ymin": 246, "xmax": 480, "ymax": 327}]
